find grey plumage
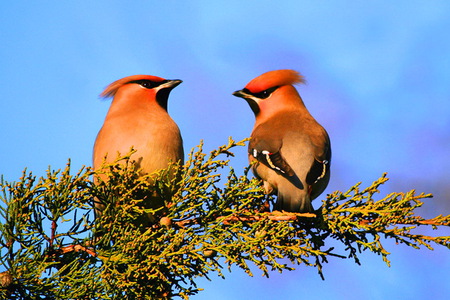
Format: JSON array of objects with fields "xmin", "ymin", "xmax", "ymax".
[
  {"xmin": 93, "ymin": 75, "xmax": 184, "ymax": 222},
  {"xmin": 233, "ymin": 69, "xmax": 331, "ymax": 212}
]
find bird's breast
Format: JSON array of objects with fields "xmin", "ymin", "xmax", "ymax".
[{"xmin": 93, "ymin": 113, "xmax": 183, "ymax": 174}]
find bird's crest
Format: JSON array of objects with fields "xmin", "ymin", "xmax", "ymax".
[
  {"xmin": 245, "ymin": 69, "xmax": 305, "ymax": 93},
  {"xmin": 100, "ymin": 75, "xmax": 166, "ymax": 99}
]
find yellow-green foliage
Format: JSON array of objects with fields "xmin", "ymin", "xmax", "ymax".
[{"xmin": 0, "ymin": 138, "xmax": 449, "ymax": 299}]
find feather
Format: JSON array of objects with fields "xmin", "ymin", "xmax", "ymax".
[
  {"xmin": 251, "ymin": 148, "xmax": 295, "ymax": 176},
  {"xmin": 100, "ymin": 75, "xmax": 166, "ymax": 99},
  {"xmin": 245, "ymin": 69, "xmax": 306, "ymax": 93}
]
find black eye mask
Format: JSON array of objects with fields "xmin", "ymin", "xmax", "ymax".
[
  {"xmin": 128, "ymin": 79, "xmax": 168, "ymax": 89},
  {"xmin": 243, "ymin": 86, "xmax": 279, "ymax": 99}
]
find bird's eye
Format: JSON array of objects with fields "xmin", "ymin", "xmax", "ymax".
[
  {"xmin": 128, "ymin": 79, "xmax": 163, "ymax": 89},
  {"xmin": 139, "ymin": 80, "xmax": 157, "ymax": 89},
  {"xmin": 254, "ymin": 86, "xmax": 279, "ymax": 99},
  {"xmin": 141, "ymin": 81, "xmax": 153, "ymax": 88}
]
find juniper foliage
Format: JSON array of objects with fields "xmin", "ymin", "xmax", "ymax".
[{"xmin": 0, "ymin": 138, "xmax": 449, "ymax": 299}]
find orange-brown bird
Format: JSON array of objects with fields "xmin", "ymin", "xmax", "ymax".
[
  {"xmin": 233, "ymin": 70, "xmax": 331, "ymax": 212},
  {"xmin": 93, "ymin": 75, "xmax": 184, "ymax": 219}
]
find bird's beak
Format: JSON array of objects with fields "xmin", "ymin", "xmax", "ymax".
[
  {"xmin": 165, "ymin": 79, "xmax": 183, "ymax": 89},
  {"xmin": 232, "ymin": 89, "xmax": 248, "ymax": 99},
  {"xmin": 156, "ymin": 79, "xmax": 182, "ymax": 92},
  {"xmin": 233, "ymin": 89, "xmax": 261, "ymax": 115}
]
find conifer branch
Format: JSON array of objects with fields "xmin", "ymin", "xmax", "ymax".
[{"xmin": 0, "ymin": 138, "xmax": 448, "ymax": 299}]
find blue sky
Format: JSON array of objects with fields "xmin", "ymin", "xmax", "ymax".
[{"xmin": 1, "ymin": 1, "xmax": 449, "ymax": 299}]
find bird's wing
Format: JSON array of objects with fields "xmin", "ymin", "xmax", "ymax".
[
  {"xmin": 249, "ymin": 135, "xmax": 295, "ymax": 177},
  {"xmin": 305, "ymin": 133, "xmax": 331, "ymax": 185}
]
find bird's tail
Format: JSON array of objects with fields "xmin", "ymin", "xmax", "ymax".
[{"xmin": 274, "ymin": 189, "xmax": 313, "ymax": 213}]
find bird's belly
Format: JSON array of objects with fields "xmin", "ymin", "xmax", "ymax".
[{"xmin": 94, "ymin": 120, "xmax": 183, "ymax": 175}]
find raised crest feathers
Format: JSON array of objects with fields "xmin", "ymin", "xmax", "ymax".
[
  {"xmin": 245, "ymin": 69, "xmax": 305, "ymax": 93},
  {"xmin": 100, "ymin": 75, "xmax": 166, "ymax": 99}
]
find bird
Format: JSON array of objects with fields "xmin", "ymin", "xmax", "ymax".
[
  {"xmin": 93, "ymin": 75, "xmax": 184, "ymax": 222},
  {"xmin": 233, "ymin": 69, "xmax": 331, "ymax": 213}
]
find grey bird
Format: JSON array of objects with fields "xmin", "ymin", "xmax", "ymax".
[
  {"xmin": 233, "ymin": 69, "xmax": 331, "ymax": 212},
  {"xmin": 93, "ymin": 75, "xmax": 184, "ymax": 221}
]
